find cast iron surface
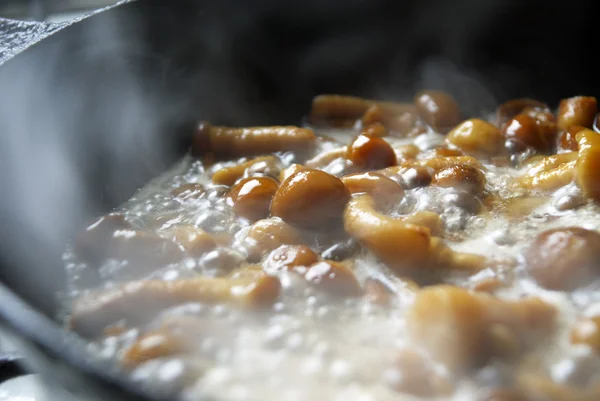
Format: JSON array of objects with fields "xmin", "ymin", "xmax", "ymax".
[{"xmin": 0, "ymin": 0, "xmax": 599, "ymax": 400}]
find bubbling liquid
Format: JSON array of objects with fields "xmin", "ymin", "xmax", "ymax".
[{"xmin": 64, "ymin": 93, "xmax": 600, "ymax": 401}]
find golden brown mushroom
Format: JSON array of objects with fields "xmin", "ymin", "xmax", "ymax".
[
  {"xmin": 447, "ymin": 118, "xmax": 504, "ymax": 155},
  {"xmin": 343, "ymin": 194, "xmax": 482, "ymax": 272},
  {"xmin": 517, "ymin": 152, "xmax": 578, "ymax": 192},
  {"xmin": 406, "ymin": 286, "xmax": 555, "ymax": 371},
  {"xmin": 495, "ymin": 98, "xmax": 549, "ymax": 126},
  {"xmin": 431, "ymin": 164, "xmax": 487, "ymax": 195},
  {"xmin": 557, "ymin": 96, "xmax": 598, "ymax": 131},
  {"xmin": 263, "ymin": 245, "xmax": 319, "ymax": 274},
  {"xmin": 192, "ymin": 122, "xmax": 315, "ymax": 157},
  {"xmin": 70, "ymin": 273, "xmax": 281, "ymax": 338},
  {"xmin": 245, "ymin": 217, "xmax": 307, "ymax": 261},
  {"xmin": 571, "ymin": 316, "xmax": 600, "ymax": 352},
  {"xmin": 212, "ymin": 156, "xmax": 281, "ymax": 186},
  {"xmin": 227, "ymin": 177, "xmax": 279, "ymax": 222},
  {"xmin": 303, "ymin": 260, "xmax": 362, "ymax": 297},
  {"xmin": 525, "ymin": 227, "xmax": 600, "ymax": 291},
  {"xmin": 341, "ymin": 172, "xmax": 404, "ymax": 209},
  {"xmin": 271, "ymin": 169, "xmax": 350, "ymax": 229},
  {"xmin": 575, "ymin": 129, "xmax": 600, "ymax": 201},
  {"xmin": 414, "ymin": 90, "xmax": 461, "ymax": 133},
  {"xmin": 347, "ymin": 134, "xmax": 397, "ymax": 170}
]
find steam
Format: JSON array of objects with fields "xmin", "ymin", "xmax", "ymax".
[
  {"xmin": 0, "ymin": 0, "xmax": 504, "ymax": 353},
  {"xmin": 417, "ymin": 58, "xmax": 497, "ymax": 118},
  {"xmin": 0, "ymin": 8, "xmax": 173, "ymax": 314}
]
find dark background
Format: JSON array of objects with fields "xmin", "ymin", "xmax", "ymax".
[{"xmin": 137, "ymin": 0, "xmax": 600, "ymax": 123}]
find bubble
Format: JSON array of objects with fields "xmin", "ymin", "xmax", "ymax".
[
  {"xmin": 161, "ymin": 269, "xmax": 180, "ymax": 281},
  {"xmin": 200, "ymin": 366, "xmax": 232, "ymax": 386},
  {"xmin": 554, "ymin": 193, "xmax": 586, "ymax": 211},
  {"xmin": 201, "ymin": 337, "xmax": 216, "ymax": 353},
  {"xmin": 229, "ymin": 385, "xmax": 251, "ymax": 400},
  {"xmin": 488, "ymin": 228, "xmax": 517, "ymax": 246},
  {"xmin": 469, "ymin": 216, "xmax": 486, "ymax": 229},
  {"xmin": 474, "ymin": 364, "xmax": 512, "ymax": 387},
  {"xmin": 158, "ymin": 359, "xmax": 186, "ymax": 382},
  {"xmin": 93, "ymin": 335, "xmax": 120, "ymax": 360},
  {"xmin": 313, "ymin": 341, "xmax": 332, "ymax": 357},
  {"xmin": 195, "ymin": 248, "xmax": 245, "ymax": 276},
  {"xmin": 551, "ymin": 348, "xmax": 600, "ymax": 386},
  {"xmin": 301, "ymin": 356, "xmax": 325, "ymax": 376},
  {"xmin": 323, "ymin": 158, "xmax": 350, "ymax": 177},
  {"xmin": 316, "ymin": 306, "xmax": 331, "ymax": 319},
  {"xmin": 285, "ymin": 333, "xmax": 304, "ymax": 350},
  {"xmin": 212, "ymin": 304, "xmax": 228, "ymax": 317},
  {"xmin": 329, "ymin": 359, "xmax": 353, "ymax": 382},
  {"xmin": 216, "ymin": 348, "xmax": 232, "ymax": 363},
  {"xmin": 382, "ymin": 368, "xmax": 402, "ymax": 388},
  {"xmin": 279, "ymin": 272, "xmax": 309, "ymax": 296},
  {"xmin": 164, "ymin": 302, "xmax": 206, "ymax": 317},
  {"xmin": 441, "ymin": 206, "xmax": 468, "ymax": 232},
  {"xmin": 194, "ymin": 210, "xmax": 231, "ymax": 231},
  {"xmin": 263, "ymin": 324, "xmax": 286, "ymax": 347},
  {"xmin": 414, "ymin": 132, "xmax": 444, "ymax": 150}
]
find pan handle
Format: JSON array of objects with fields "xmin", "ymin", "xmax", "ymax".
[{"xmin": 0, "ymin": 352, "xmax": 27, "ymax": 383}]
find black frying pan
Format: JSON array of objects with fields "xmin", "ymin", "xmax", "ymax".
[{"xmin": 0, "ymin": 0, "xmax": 598, "ymax": 399}]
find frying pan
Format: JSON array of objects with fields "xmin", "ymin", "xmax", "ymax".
[{"xmin": 0, "ymin": 0, "xmax": 599, "ymax": 399}]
